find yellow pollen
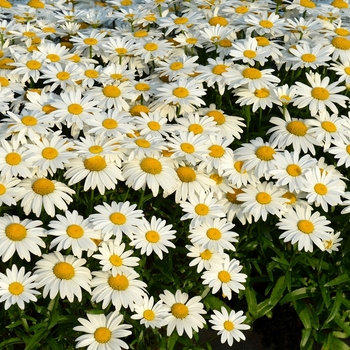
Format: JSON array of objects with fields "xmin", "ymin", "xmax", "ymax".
[
  {"xmin": 176, "ymin": 166, "xmax": 196, "ymax": 182},
  {"xmin": 32, "ymin": 178, "xmax": 55, "ymax": 195},
  {"xmin": 135, "ymin": 82, "xmax": 150, "ymax": 91},
  {"xmin": 108, "ymin": 274, "xmax": 129, "ymax": 290},
  {"xmin": 42, "ymin": 147, "xmax": 58, "ymax": 160},
  {"xmin": 255, "ymin": 146, "xmax": 275, "ymax": 161},
  {"xmin": 134, "ymin": 30, "xmax": 148, "ymax": 38},
  {"xmin": 324, "ymin": 239, "xmax": 333, "ymax": 249},
  {"xmin": 300, "ymin": 0, "xmax": 316, "ymax": 8},
  {"xmin": 84, "ymin": 156, "xmax": 107, "ymax": 171},
  {"xmin": 344, "ymin": 67, "xmax": 350, "ymax": 76},
  {"xmin": 234, "ymin": 160, "xmax": 246, "ymax": 173},
  {"xmin": 321, "ymin": 121, "xmax": 337, "ymax": 132},
  {"xmin": 8, "ymin": 282, "xmax": 24, "ymax": 295},
  {"xmin": 236, "ymin": 5, "xmax": 248, "ymax": 13},
  {"xmin": 226, "ymin": 188, "xmax": 244, "ymax": 204},
  {"xmin": 206, "ymin": 110, "xmax": 225, "ymax": 125},
  {"xmin": 173, "ymin": 87, "xmax": 189, "ymax": 98},
  {"xmin": 207, "ymin": 228, "xmax": 222, "ymax": 240},
  {"xmin": 56, "ymin": 71, "xmax": 70, "ymax": 80},
  {"xmin": 332, "ymin": 37, "xmax": 350, "ymax": 50},
  {"xmin": 5, "ymin": 152, "xmax": 21, "ymax": 165},
  {"xmin": 311, "ymin": 87, "xmax": 330, "ymax": 100},
  {"xmin": 174, "ymin": 17, "xmax": 189, "ymax": 25},
  {"xmin": 314, "ymin": 183, "xmax": 328, "ymax": 195},
  {"xmin": 212, "ymin": 64, "xmax": 228, "ymax": 75},
  {"xmin": 23, "ymin": 31, "xmax": 36, "ymax": 37},
  {"xmin": 280, "ymin": 95, "xmax": 291, "ymax": 104},
  {"xmin": 22, "ymin": 115, "xmax": 37, "ymax": 126},
  {"xmin": 135, "ymin": 138, "xmax": 151, "ymax": 148},
  {"xmin": 256, "ymin": 36, "xmax": 270, "ymax": 47},
  {"xmin": 335, "ymin": 28, "xmax": 350, "ymax": 36},
  {"xmin": 0, "ymin": 0, "xmax": 12, "ymax": 8},
  {"xmin": 26, "ymin": 60, "xmax": 41, "ymax": 70},
  {"xmin": 297, "ymin": 219, "xmax": 314, "ymax": 234},
  {"xmin": 53, "ymin": 262, "xmax": 75, "ymax": 279},
  {"xmin": 145, "ymin": 230, "xmax": 160, "ymax": 243},
  {"xmin": 42, "ymin": 105, "xmax": 57, "ymax": 114},
  {"xmin": 66, "ymin": 224, "xmax": 84, "ymax": 238},
  {"xmin": 209, "ymin": 16, "xmax": 228, "ymax": 26},
  {"xmin": 209, "ymin": 145, "xmax": 225, "ymax": 158},
  {"xmin": 180, "ymin": 142, "xmax": 195, "ymax": 154},
  {"xmin": 0, "ymin": 184, "xmax": 6, "ymax": 195},
  {"xmin": 256, "ymin": 191, "xmax": 271, "ymax": 204},
  {"xmin": 186, "ymin": 38, "xmax": 197, "ymax": 45},
  {"xmin": 242, "ymin": 67, "xmax": 262, "ymax": 79},
  {"xmin": 115, "ymin": 48, "xmax": 127, "ymax": 55},
  {"xmin": 243, "ymin": 50, "xmax": 257, "ymax": 58},
  {"xmin": 5, "ymin": 223, "xmax": 27, "ymax": 241},
  {"xmin": 130, "ymin": 105, "xmax": 150, "ymax": 116},
  {"xmin": 144, "ymin": 42, "xmax": 158, "ymax": 51},
  {"xmin": 103, "ymin": 85, "xmax": 121, "ymax": 98},
  {"xmin": 148, "ymin": 121, "xmax": 160, "ymax": 131},
  {"xmin": 84, "ymin": 38, "xmax": 98, "ymax": 45},
  {"xmin": 332, "ymin": 0, "xmax": 348, "ymax": 8},
  {"xmin": 46, "ymin": 54, "xmax": 60, "ymax": 62},
  {"xmin": 286, "ymin": 120, "xmax": 308, "ymax": 136},
  {"xmin": 259, "ymin": 20, "xmax": 273, "ymax": 28},
  {"xmin": 346, "ymin": 144, "xmax": 350, "ymax": 154},
  {"xmin": 171, "ymin": 303, "xmax": 189, "ymax": 319},
  {"xmin": 188, "ymin": 123, "xmax": 203, "ymax": 134},
  {"xmin": 218, "ymin": 270, "xmax": 231, "ymax": 283},
  {"xmin": 102, "ymin": 118, "xmax": 118, "ymax": 129},
  {"xmin": 110, "ymin": 73, "xmax": 123, "ymax": 81},
  {"xmin": 42, "ymin": 27, "xmax": 56, "ymax": 33},
  {"xmin": 144, "ymin": 14, "xmax": 156, "ymax": 21},
  {"xmin": 170, "ymin": 61, "xmax": 184, "ymax": 71},
  {"xmin": 286, "ymin": 164, "xmax": 302, "ymax": 177},
  {"xmin": 218, "ymin": 39, "xmax": 232, "ymax": 48},
  {"xmin": 210, "ymin": 173, "xmax": 223, "ymax": 184},
  {"xmin": 195, "ymin": 203, "xmax": 209, "ymax": 216},
  {"xmin": 143, "ymin": 309, "xmax": 155, "ymax": 321},
  {"xmin": 109, "ymin": 254, "xmax": 123, "ymax": 266},
  {"xmin": 0, "ymin": 76, "xmax": 9, "ymax": 86},
  {"xmin": 109, "ymin": 212, "xmax": 127, "ymax": 225},
  {"xmin": 200, "ymin": 249, "xmax": 212, "ymax": 260},
  {"xmin": 301, "ymin": 53, "xmax": 316, "ymax": 62},
  {"xmin": 94, "ymin": 327, "xmax": 112, "ymax": 344},
  {"xmin": 282, "ymin": 191, "xmax": 297, "ymax": 204},
  {"xmin": 89, "ymin": 145, "xmax": 103, "ymax": 154},
  {"xmin": 121, "ymin": 0, "xmax": 132, "ymax": 5},
  {"xmin": 140, "ymin": 157, "xmax": 162, "ymax": 174},
  {"xmin": 224, "ymin": 320, "xmax": 234, "ymax": 331},
  {"xmin": 67, "ymin": 103, "xmax": 83, "ymax": 115},
  {"xmin": 254, "ymin": 88, "xmax": 270, "ymax": 98},
  {"xmin": 28, "ymin": 0, "xmax": 45, "ymax": 8}
]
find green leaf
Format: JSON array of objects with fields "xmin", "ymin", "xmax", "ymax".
[
  {"xmin": 280, "ymin": 287, "xmax": 316, "ymax": 305},
  {"xmin": 319, "ymin": 276, "xmax": 330, "ymax": 308},
  {"xmin": 6, "ymin": 320, "xmax": 22, "ymax": 329},
  {"xmin": 167, "ymin": 332, "xmax": 178, "ymax": 350},
  {"xmin": 295, "ymin": 300, "xmax": 312, "ymax": 329},
  {"xmin": 0, "ymin": 337, "xmax": 22, "ymax": 349},
  {"xmin": 324, "ymin": 274, "xmax": 350, "ymax": 287},
  {"xmin": 245, "ymin": 284, "xmax": 258, "ymax": 318},
  {"xmin": 270, "ymin": 276, "xmax": 286, "ymax": 306},
  {"xmin": 25, "ymin": 328, "xmax": 49, "ymax": 350},
  {"xmin": 204, "ymin": 294, "xmax": 230, "ymax": 312},
  {"xmin": 334, "ymin": 314, "xmax": 350, "ymax": 336},
  {"xmin": 324, "ymin": 289, "xmax": 343, "ymax": 324},
  {"xmin": 325, "ymin": 334, "xmax": 350, "ymax": 350},
  {"xmin": 300, "ymin": 328, "xmax": 312, "ymax": 349},
  {"xmin": 45, "ymin": 337, "xmax": 63, "ymax": 350},
  {"xmin": 48, "ymin": 309, "xmax": 60, "ymax": 330},
  {"xmin": 256, "ymin": 299, "xmax": 274, "ymax": 319}
]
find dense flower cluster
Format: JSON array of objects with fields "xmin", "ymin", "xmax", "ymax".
[{"xmin": 1, "ymin": 0, "xmax": 350, "ymax": 348}]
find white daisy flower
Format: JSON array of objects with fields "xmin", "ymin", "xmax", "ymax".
[
  {"xmin": 244, "ymin": 11, "xmax": 287, "ymax": 37},
  {"xmin": 133, "ymin": 111, "xmax": 171, "ymax": 138},
  {"xmin": 174, "ymin": 113, "xmax": 220, "ymax": 137},
  {"xmin": 201, "ymin": 255, "xmax": 247, "ymax": 300},
  {"xmin": 159, "ymin": 289, "xmax": 206, "ymax": 338},
  {"xmin": 70, "ymin": 29, "xmax": 107, "ymax": 58},
  {"xmin": 327, "ymin": 137, "xmax": 350, "ymax": 168},
  {"xmin": 74, "ymin": 310, "xmax": 132, "ymax": 350},
  {"xmin": 130, "ymin": 216, "xmax": 176, "ymax": 260},
  {"xmin": 323, "ymin": 231, "xmax": 342, "ymax": 254},
  {"xmin": 35, "ymin": 251, "xmax": 92, "ymax": 302},
  {"xmin": 0, "ymin": 264, "xmax": 40, "ymax": 310},
  {"xmin": 133, "ymin": 38, "xmax": 174, "ymax": 64},
  {"xmin": 329, "ymin": 59, "xmax": 350, "ymax": 85},
  {"xmin": 0, "ymin": 176, "xmax": 24, "ymax": 206},
  {"xmin": 210, "ymin": 307, "xmax": 250, "ymax": 345},
  {"xmin": 277, "ymin": 206, "xmax": 333, "ymax": 252}
]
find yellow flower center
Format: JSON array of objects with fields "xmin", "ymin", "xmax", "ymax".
[
  {"xmin": 301, "ymin": 53, "xmax": 316, "ymax": 62},
  {"xmin": 102, "ymin": 118, "xmax": 118, "ymax": 129},
  {"xmin": 209, "ymin": 145, "xmax": 225, "ymax": 158},
  {"xmin": 332, "ymin": 37, "xmax": 350, "ymax": 50},
  {"xmin": 212, "ymin": 64, "xmax": 228, "ymax": 75},
  {"xmin": 130, "ymin": 105, "xmax": 150, "ymax": 116},
  {"xmin": 206, "ymin": 110, "xmax": 225, "ymax": 125},
  {"xmin": 0, "ymin": 76, "xmax": 9, "ymax": 86},
  {"xmin": 26, "ymin": 60, "xmax": 41, "ymax": 70},
  {"xmin": 209, "ymin": 16, "xmax": 228, "ymax": 26},
  {"xmin": 171, "ymin": 303, "xmax": 189, "ymax": 319},
  {"xmin": 224, "ymin": 320, "xmax": 234, "ymax": 331},
  {"xmin": 207, "ymin": 228, "xmax": 222, "ymax": 240},
  {"xmin": 218, "ymin": 39, "xmax": 232, "ymax": 47},
  {"xmin": 236, "ymin": 5, "xmax": 248, "ymax": 13},
  {"xmin": 144, "ymin": 14, "xmax": 157, "ymax": 21},
  {"xmin": 108, "ymin": 274, "xmax": 129, "ymax": 290},
  {"xmin": 140, "ymin": 157, "xmax": 162, "ymax": 174},
  {"xmin": 121, "ymin": 0, "xmax": 132, "ymax": 5},
  {"xmin": 256, "ymin": 191, "xmax": 271, "ymax": 204},
  {"xmin": 84, "ymin": 38, "xmax": 98, "ymax": 46},
  {"xmin": 84, "ymin": 156, "xmax": 107, "ymax": 171},
  {"xmin": 110, "ymin": 73, "xmax": 123, "ymax": 81},
  {"xmin": 148, "ymin": 121, "xmax": 160, "ymax": 131},
  {"xmin": 42, "ymin": 27, "xmax": 56, "ymax": 33},
  {"xmin": 314, "ymin": 183, "xmax": 328, "ymax": 195},
  {"xmin": 300, "ymin": 0, "xmax": 316, "ymax": 8},
  {"xmin": 22, "ymin": 115, "xmax": 37, "ymax": 126},
  {"xmin": 210, "ymin": 173, "xmax": 223, "ymax": 184},
  {"xmin": 42, "ymin": 105, "xmax": 57, "ymax": 114},
  {"xmin": 173, "ymin": 87, "xmax": 189, "ymax": 98},
  {"xmin": 311, "ymin": 87, "xmax": 330, "ymax": 100},
  {"xmin": 23, "ymin": 31, "xmax": 36, "ymax": 37},
  {"xmin": 243, "ymin": 50, "xmax": 257, "ymax": 58},
  {"xmin": 194, "ymin": 203, "xmax": 209, "ymax": 216},
  {"xmin": 84, "ymin": 69, "xmax": 99, "ymax": 78},
  {"xmin": 141, "ymin": 309, "xmax": 155, "ymax": 322},
  {"xmin": 186, "ymin": 38, "xmax": 198, "ymax": 45},
  {"xmin": 5, "ymin": 152, "xmax": 21, "ymax": 165},
  {"xmin": 109, "ymin": 212, "xmax": 127, "ymax": 225},
  {"xmin": 115, "ymin": 48, "xmax": 127, "ymax": 55},
  {"xmin": 180, "ymin": 142, "xmax": 195, "ymax": 154},
  {"xmin": 324, "ymin": 239, "xmax": 333, "ymax": 249},
  {"xmin": 234, "ymin": 160, "xmax": 246, "ymax": 173},
  {"xmin": 280, "ymin": 95, "xmax": 291, "ymax": 104},
  {"xmin": 94, "ymin": 327, "xmax": 112, "ymax": 344},
  {"xmin": 200, "ymin": 249, "xmax": 212, "ymax": 260},
  {"xmin": 174, "ymin": 17, "xmax": 188, "ymax": 25},
  {"xmin": 89, "ymin": 145, "xmax": 103, "ymax": 154},
  {"xmin": 42, "ymin": 147, "xmax": 58, "ymax": 160},
  {"xmin": 66, "ymin": 224, "xmax": 84, "ymax": 239},
  {"xmin": 321, "ymin": 121, "xmax": 337, "ymax": 132},
  {"xmin": 255, "ymin": 146, "xmax": 275, "ymax": 161},
  {"xmin": 286, "ymin": 164, "xmax": 302, "ymax": 177},
  {"xmin": 109, "ymin": 254, "xmax": 123, "ymax": 266},
  {"xmin": 170, "ymin": 61, "xmax": 184, "ymax": 70},
  {"xmin": 56, "ymin": 71, "xmax": 70, "ymax": 80},
  {"xmin": 218, "ymin": 270, "xmax": 231, "ymax": 283},
  {"xmin": 0, "ymin": 0, "xmax": 12, "ymax": 8},
  {"xmin": 135, "ymin": 139, "xmax": 151, "ymax": 148},
  {"xmin": 332, "ymin": 0, "xmax": 348, "ymax": 8},
  {"xmin": 297, "ymin": 219, "xmax": 314, "ymax": 234},
  {"xmin": 256, "ymin": 36, "xmax": 270, "ymax": 47},
  {"xmin": 8, "ymin": 282, "xmax": 24, "ymax": 295},
  {"xmin": 286, "ymin": 120, "xmax": 308, "ymax": 136},
  {"xmin": 0, "ymin": 184, "xmax": 6, "ymax": 195},
  {"xmin": 242, "ymin": 67, "xmax": 262, "ymax": 79},
  {"xmin": 254, "ymin": 88, "xmax": 270, "ymax": 98},
  {"xmin": 5, "ymin": 223, "xmax": 27, "ymax": 241},
  {"xmin": 335, "ymin": 28, "xmax": 350, "ymax": 36},
  {"xmin": 32, "ymin": 178, "xmax": 55, "ymax": 195},
  {"xmin": 282, "ymin": 191, "xmax": 297, "ymax": 204},
  {"xmin": 346, "ymin": 144, "xmax": 350, "ymax": 154},
  {"xmin": 145, "ymin": 230, "xmax": 160, "ymax": 243},
  {"xmin": 260, "ymin": 20, "xmax": 273, "ymax": 28},
  {"xmin": 134, "ymin": 30, "xmax": 148, "ymax": 38},
  {"xmin": 226, "ymin": 188, "xmax": 244, "ymax": 204},
  {"xmin": 188, "ymin": 123, "xmax": 203, "ymax": 134},
  {"xmin": 28, "ymin": 0, "xmax": 45, "ymax": 8},
  {"xmin": 135, "ymin": 82, "xmax": 150, "ymax": 91},
  {"xmin": 103, "ymin": 85, "xmax": 121, "ymax": 98},
  {"xmin": 176, "ymin": 166, "xmax": 196, "ymax": 182},
  {"xmin": 144, "ymin": 42, "xmax": 158, "ymax": 51},
  {"xmin": 67, "ymin": 103, "xmax": 83, "ymax": 115},
  {"xmin": 46, "ymin": 54, "xmax": 60, "ymax": 63},
  {"xmin": 53, "ymin": 262, "xmax": 75, "ymax": 279}
]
